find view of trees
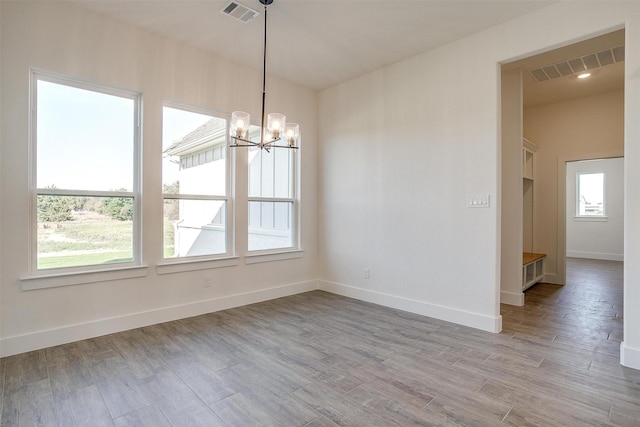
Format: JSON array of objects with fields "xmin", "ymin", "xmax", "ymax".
[
  {"xmin": 37, "ymin": 194, "xmax": 72, "ymax": 222},
  {"xmin": 163, "ymin": 181, "xmax": 180, "ymax": 221},
  {"xmin": 38, "ymin": 186, "xmax": 134, "ymax": 223}
]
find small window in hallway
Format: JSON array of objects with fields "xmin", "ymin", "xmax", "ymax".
[{"xmin": 577, "ymin": 172, "xmax": 605, "ymax": 216}]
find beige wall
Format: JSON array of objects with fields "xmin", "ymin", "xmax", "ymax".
[{"xmin": 523, "ymin": 90, "xmax": 624, "ymax": 284}]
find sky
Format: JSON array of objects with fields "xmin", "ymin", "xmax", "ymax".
[
  {"xmin": 36, "ymin": 80, "xmax": 215, "ymax": 192},
  {"xmin": 37, "ymin": 80, "xmax": 135, "ymax": 191}
]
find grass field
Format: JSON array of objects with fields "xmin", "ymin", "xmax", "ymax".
[{"xmin": 38, "ymin": 210, "xmax": 133, "ymax": 269}]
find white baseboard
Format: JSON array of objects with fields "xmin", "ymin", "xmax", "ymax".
[
  {"xmin": 543, "ymin": 273, "xmax": 563, "ymax": 285},
  {"xmin": 0, "ymin": 280, "xmax": 319, "ymax": 357},
  {"xmin": 501, "ymin": 291, "xmax": 524, "ymax": 306},
  {"xmin": 567, "ymin": 251, "xmax": 624, "ymax": 262},
  {"xmin": 319, "ymin": 280, "xmax": 502, "ymax": 333},
  {"xmin": 621, "ymin": 341, "xmax": 640, "ymax": 371}
]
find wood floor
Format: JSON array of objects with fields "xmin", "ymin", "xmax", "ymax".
[{"xmin": 1, "ymin": 258, "xmax": 639, "ymax": 426}]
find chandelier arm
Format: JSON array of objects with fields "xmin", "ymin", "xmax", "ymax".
[
  {"xmin": 230, "ymin": 137, "xmax": 260, "ymax": 147},
  {"xmin": 264, "ymin": 145, "xmax": 300, "ymax": 150}
]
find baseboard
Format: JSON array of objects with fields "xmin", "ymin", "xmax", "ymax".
[
  {"xmin": 0, "ymin": 280, "xmax": 319, "ymax": 357},
  {"xmin": 621, "ymin": 341, "xmax": 640, "ymax": 371},
  {"xmin": 567, "ymin": 251, "xmax": 624, "ymax": 262},
  {"xmin": 543, "ymin": 273, "xmax": 563, "ymax": 285},
  {"xmin": 319, "ymin": 280, "xmax": 502, "ymax": 333},
  {"xmin": 501, "ymin": 291, "xmax": 524, "ymax": 306}
]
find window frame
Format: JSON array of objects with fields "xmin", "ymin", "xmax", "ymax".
[
  {"xmin": 575, "ymin": 171, "xmax": 607, "ymax": 219},
  {"xmin": 246, "ymin": 134, "xmax": 300, "ymax": 254},
  {"xmin": 159, "ymin": 102, "xmax": 234, "ymax": 264},
  {"xmin": 28, "ymin": 69, "xmax": 143, "ymax": 277}
]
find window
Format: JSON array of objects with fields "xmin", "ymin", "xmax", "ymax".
[
  {"xmin": 162, "ymin": 105, "xmax": 230, "ymax": 259},
  {"xmin": 32, "ymin": 71, "xmax": 141, "ymax": 271},
  {"xmin": 247, "ymin": 129, "xmax": 297, "ymax": 251},
  {"xmin": 577, "ymin": 172, "xmax": 605, "ymax": 217}
]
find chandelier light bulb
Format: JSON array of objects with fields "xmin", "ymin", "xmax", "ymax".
[
  {"xmin": 231, "ymin": 111, "xmax": 250, "ymax": 139},
  {"xmin": 267, "ymin": 113, "xmax": 286, "ymax": 139},
  {"xmin": 285, "ymin": 123, "xmax": 300, "ymax": 147}
]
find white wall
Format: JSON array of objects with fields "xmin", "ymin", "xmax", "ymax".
[
  {"xmin": 501, "ymin": 68, "xmax": 525, "ymax": 306},
  {"xmin": 0, "ymin": 1, "xmax": 318, "ymax": 357},
  {"xmin": 566, "ymin": 158, "xmax": 624, "ymax": 261},
  {"xmin": 318, "ymin": 1, "xmax": 640, "ymax": 369}
]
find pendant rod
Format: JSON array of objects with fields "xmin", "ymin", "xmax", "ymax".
[{"xmin": 260, "ymin": 3, "xmax": 268, "ymax": 146}]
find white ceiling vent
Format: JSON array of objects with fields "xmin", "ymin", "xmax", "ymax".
[
  {"xmin": 529, "ymin": 45, "xmax": 625, "ymax": 82},
  {"xmin": 220, "ymin": 0, "xmax": 259, "ymax": 23}
]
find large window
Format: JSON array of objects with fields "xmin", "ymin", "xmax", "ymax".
[
  {"xmin": 577, "ymin": 172, "xmax": 605, "ymax": 217},
  {"xmin": 32, "ymin": 72, "xmax": 141, "ymax": 271},
  {"xmin": 248, "ymin": 133, "xmax": 297, "ymax": 251},
  {"xmin": 162, "ymin": 105, "xmax": 230, "ymax": 259}
]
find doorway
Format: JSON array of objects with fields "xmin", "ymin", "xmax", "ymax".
[
  {"xmin": 565, "ymin": 157, "xmax": 624, "ymax": 263},
  {"xmin": 500, "ymin": 29, "xmax": 625, "ymax": 307}
]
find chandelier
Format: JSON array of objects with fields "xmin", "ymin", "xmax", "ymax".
[{"xmin": 229, "ymin": 0, "xmax": 299, "ymax": 151}]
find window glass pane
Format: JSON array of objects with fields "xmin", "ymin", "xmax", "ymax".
[
  {"xmin": 248, "ymin": 146, "xmax": 292, "ymax": 198},
  {"xmin": 37, "ymin": 195, "xmax": 133, "ymax": 269},
  {"xmin": 578, "ymin": 172, "xmax": 605, "ymax": 216},
  {"xmin": 248, "ymin": 201, "xmax": 292, "ymax": 251},
  {"xmin": 163, "ymin": 199, "xmax": 226, "ymax": 258},
  {"xmin": 162, "ymin": 107, "xmax": 227, "ymax": 196},
  {"xmin": 36, "ymin": 80, "xmax": 134, "ymax": 192}
]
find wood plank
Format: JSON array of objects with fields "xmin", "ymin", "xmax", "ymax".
[
  {"xmin": 138, "ymin": 370, "xmax": 226, "ymax": 426},
  {"xmin": 0, "ymin": 258, "xmax": 638, "ymax": 427},
  {"xmin": 523, "ymin": 252, "xmax": 546, "ymax": 265}
]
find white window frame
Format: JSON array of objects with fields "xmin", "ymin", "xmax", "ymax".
[
  {"xmin": 246, "ymin": 133, "xmax": 300, "ymax": 256},
  {"xmin": 158, "ymin": 102, "xmax": 235, "ymax": 271},
  {"xmin": 25, "ymin": 69, "xmax": 144, "ymax": 286},
  {"xmin": 575, "ymin": 171, "xmax": 607, "ymax": 220}
]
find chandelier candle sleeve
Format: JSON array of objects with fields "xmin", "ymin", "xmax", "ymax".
[
  {"xmin": 267, "ymin": 113, "xmax": 285, "ymax": 139},
  {"xmin": 285, "ymin": 123, "xmax": 300, "ymax": 146},
  {"xmin": 231, "ymin": 111, "xmax": 250, "ymax": 139}
]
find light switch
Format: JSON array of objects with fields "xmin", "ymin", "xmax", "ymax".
[{"xmin": 467, "ymin": 194, "xmax": 490, "ymax": 208}]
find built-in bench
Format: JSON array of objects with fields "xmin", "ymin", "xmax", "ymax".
[{"xmin": 522, "ymin": 252, "xmax": 545, "ymax": 291}]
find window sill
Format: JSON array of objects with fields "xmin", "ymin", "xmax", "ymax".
[
  {"xmin": 574, "ymin": 216, "xmax": 608, "ymax": 222},
  {"xmin": 245, "ymin": 249, "xmax": 304, "ymax": 264},
  {"xmin": 21, "ymin": 265, "xmax": 149, "ymax": 291},
  {"xmin": 156, "ymin": 256, "xmax": 240, "ymax": 275}
]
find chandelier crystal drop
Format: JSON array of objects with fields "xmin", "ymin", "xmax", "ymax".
[{"xmin": 229, "ymin": 0, "xmax": 299, "ymax": 152}]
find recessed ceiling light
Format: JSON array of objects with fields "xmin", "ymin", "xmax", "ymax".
[{"xmin": 577, "ymin": 73, "xmax": 591, "ymax": 79}]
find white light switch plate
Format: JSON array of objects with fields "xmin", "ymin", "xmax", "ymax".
[{"xmin": 467, "ymin": 194, "xmax": 490, "ymax": 208}]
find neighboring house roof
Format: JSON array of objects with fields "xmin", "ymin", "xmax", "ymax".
[{"xmin": 164, "ymin": 117, "xmax": 227, "ymax": 157}]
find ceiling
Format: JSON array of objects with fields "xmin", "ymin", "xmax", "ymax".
[
  {"xmin": 503, "ymin": 29, "xmax": 625, "ymax": 108},
  {"xmin": 69, "ymin": 0, "xmax": 555, "ymax": 91},
  {"xmin": 66, "ymin": 0, "xmax": 623, "ymax": 106}
]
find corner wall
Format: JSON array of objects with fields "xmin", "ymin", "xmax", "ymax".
[
  {"xmin": 318, "ymin": 1, "xmax": 640, "ymax": 369},
  {"xmin": 0, "ymin": 1, "xmax": 319, "ymax": 357}
]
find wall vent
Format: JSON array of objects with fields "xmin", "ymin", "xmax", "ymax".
[
  {"xmin": 220, "ymin": 0, "xmax": 259, "ymax": 23},
  {"xmin": 529, "ymin": 45, "xmax": 625, "ymax": 82}
]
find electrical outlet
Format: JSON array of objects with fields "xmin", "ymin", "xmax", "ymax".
[
  {"xmin": 364, "ymin": 268, "xmax": 370, "ymax": 279},
  {"xmin": 204, "ymin": 276, "xmax": 212, "ymax": 288}
]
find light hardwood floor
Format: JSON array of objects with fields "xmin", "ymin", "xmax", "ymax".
[{"xmin": 1, "ymin": 258, "xmax": 639, "ymax": 426}]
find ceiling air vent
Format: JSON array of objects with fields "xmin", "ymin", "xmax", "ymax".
[
  {"xmin": 529, "ymin": 45, "xmax": 625, "ymax": 82},
  {"xmin": 220, "ymin": 0, "xmax": 259, "ymax": 23}
]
